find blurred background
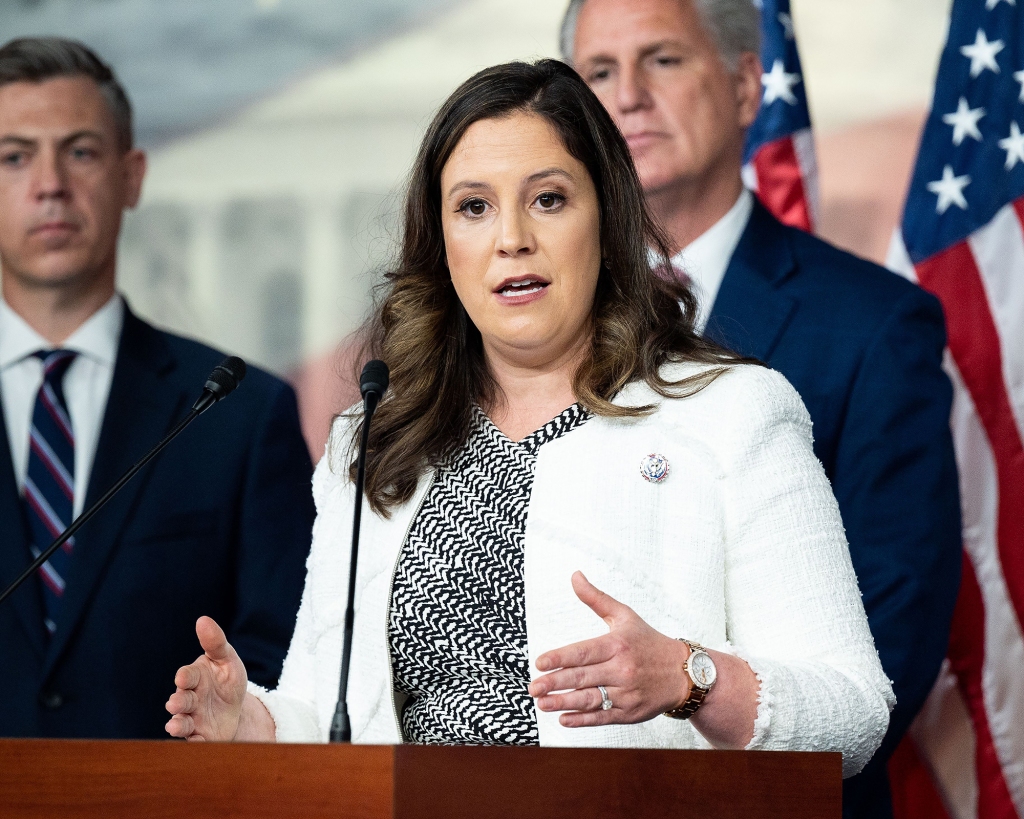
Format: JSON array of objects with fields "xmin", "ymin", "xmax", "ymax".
[{"xmin": 0, "ymin": 0, "xmax": 954, "ymax": 455}]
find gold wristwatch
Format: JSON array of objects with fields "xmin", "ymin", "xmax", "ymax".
[{"xmin": 664, "ymin": 639, "xmax": 717, "ymax": 720}]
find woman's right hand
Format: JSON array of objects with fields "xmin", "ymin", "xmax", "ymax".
[{"xmin": 165, "ymin": 616, "xmax": 248, "ymax": 741}]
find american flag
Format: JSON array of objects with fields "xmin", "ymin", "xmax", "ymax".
[
  {"xmin": 743, "ymin": 0, "xmax": 818, "ymax": 232},
  {"xmin": 887, "ymin": 1, "xmax": 1024, "ymax": 817}
]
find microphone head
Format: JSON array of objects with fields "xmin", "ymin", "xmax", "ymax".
[
  {"xmin": 359, "ymin": 360, "xmax": 389, "ymax": 400},
  {"xmin": 205, "ymin": 356, "xmax": 247, "ymax": 400}
]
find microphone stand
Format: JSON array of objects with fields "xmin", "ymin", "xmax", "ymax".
[
  {"xmin": 330, "ymin": 361, "xmax": 388, "ymax": 743},
  {"xmin": 0, "ymin": 357, "xmax": 246, "ymax": 608}
]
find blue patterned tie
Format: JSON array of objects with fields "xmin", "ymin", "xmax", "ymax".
[{"xmin": 23, "ymin": 349, "xmax": 77, "ymax": 636}]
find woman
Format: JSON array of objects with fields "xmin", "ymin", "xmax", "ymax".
[{"xmin": 166, "ymin": 60, "xmax": 892, "ymax": 775}]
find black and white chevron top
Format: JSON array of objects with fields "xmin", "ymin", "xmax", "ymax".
[{"xmin": 389, "ymin": 403, "xmax": 590, "ymax": 745}]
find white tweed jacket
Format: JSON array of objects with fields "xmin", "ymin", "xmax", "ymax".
[{"xmin": 250, "ymin": 362, "xmax": 894, "ymax": 777}]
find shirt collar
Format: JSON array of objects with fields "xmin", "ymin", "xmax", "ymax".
[
  {"xmin": 0, "ymin": 294, "xmax": 124, "ymax": 371},
  {"xmin": 671, "ymin": 188, "xmax": 754, "ymax": 328}
]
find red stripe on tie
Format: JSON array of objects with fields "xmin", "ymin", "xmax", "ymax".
[
  {"xmin": 29, "ymin": 434, "xmax": 74, "ymax": 501},
  {"xmin": 916, "ymin": 241, "xmax": 1024, "ymax": 627},
  {"xmin": 42, "ymin": 350, "xmax": 76, "ymax": 377},
  {"xmin": 37, "ymin": 562, "xmax": 64, "ymax": 597},
  {"xmin": 39, "ymin": 386, "xmax": 74, "ymax": 446},
  {"xmin": 24, "ymin": 484, "xmax": 65, "ymax": 539},
  {"xmin": 751, "ymin": 136, "xmax": 813, "ymax": 232},
  {"xmin": 946, "ymin": 554, "xmax": 1018, "ymax": 819}
]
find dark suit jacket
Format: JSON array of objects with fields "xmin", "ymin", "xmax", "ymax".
[
  {"xmin": 0, "ymin": 305, "xmax": 315, "ymax": 738},
  {"xmin": 705, "ymin": 202, "xmax": 962, "ymax": 819}
]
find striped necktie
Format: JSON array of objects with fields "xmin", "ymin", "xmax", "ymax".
[{"xmin": 23, "ymin": 349, "xmax": 78, "ymax": 636}]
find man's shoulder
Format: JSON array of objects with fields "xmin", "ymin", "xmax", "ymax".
[
  {"xmin": 128, "ymin": 315, "xmax": 294, "ymax": 407},
  {"xmin": 771, "ymin": 218, "xmax": 937, "ymax": 321}
]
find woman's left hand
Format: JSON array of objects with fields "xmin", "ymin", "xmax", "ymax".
[{"xmin": 528, "ymin": 571, "xmax": 691, "ymax": 727}]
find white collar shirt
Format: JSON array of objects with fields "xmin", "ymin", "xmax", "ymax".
[
  {"xmin": 671, "ymin": 188, "xmax": 754, "ymax": 333},
  {"xmin": 0, "ymin": 294, "xmax": 124, "ymax": 517}
]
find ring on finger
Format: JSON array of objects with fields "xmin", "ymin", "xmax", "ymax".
[{"xmin": 597, "ymin": 685, "xmax": 613, "ymax": 711}]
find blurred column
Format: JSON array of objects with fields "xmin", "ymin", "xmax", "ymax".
[
  {"xmin": 189, "ymin": 201, "xmax": 222, "ymax": 339},
  {"xmin": 303, "ymin": 196, "xmax": 345, "ymax": 359}
]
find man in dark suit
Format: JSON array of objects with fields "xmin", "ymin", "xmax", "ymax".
[
  {"xmin": 564, "ymin": 1, "xmax": 962, "ymax": 816},
  {"xmin": 0, "ymin": 38, "xmax": 315, "ymax": 738}
]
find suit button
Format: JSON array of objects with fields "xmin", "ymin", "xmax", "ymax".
[{"xmin": 39, "ymin": 692, "xmax": 64, "ymax": 710}]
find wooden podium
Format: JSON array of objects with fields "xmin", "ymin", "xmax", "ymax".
[{"xmin": 0, "ymin": 740, "xmax": 840, "ymax": 818}]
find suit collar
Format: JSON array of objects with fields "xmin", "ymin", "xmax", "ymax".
[
  {"xmin": 705, "ymin": 198, "xmax": 799, "ymax": 361},
  {"xmin": 61, "ymin": 294, "xmax": 123, "ymax": 368},
  {"xmin": 0, "ymin": 294, "xmax": 123, "ymax": 369},
  {"xmin": 0, "ymin": 297, "xmax": 46, "ymax": 370},
  {"xmin": 671, "ymin": 188, "xmax": 754, "ymax": 333},
  {"xmin": 43, "ymin": 304, "xmax": 184, "ymax": 674}
]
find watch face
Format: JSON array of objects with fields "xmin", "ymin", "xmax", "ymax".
[{"xmin": 690, "ymin": 651, "xmax": 717, "ymax": 689}]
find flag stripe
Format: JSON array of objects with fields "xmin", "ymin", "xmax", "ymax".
[
  {"xmin": 915, "ymin": 245, "xmax": 1024, "ymax": 630},
  {"xmin": 966, "ymin": 202, "xmax": 1024, "ymax": 440},
  {"xmin": 889, "ymin": 2, "xmax": 1024, "ymax": 815},
  {"xmin": 791, "ymin": 128, "xmax": 820, "ymax": 227},
  {"xmin": 947, "ymin": 554, "xmax": 1019, "ymax": 819},
  {"xmin": 909, "ymin": 661, "xmax": 980, "ymax": 819},
  {"xmin": 889, "ymin": 735, "xmax": 955, "ymax": 819},
  {"xmin": 740, "ymin": 160, "xmax": 759, "ymax": 193},
  {"xmin": 889, "ymin": 233, "xmax": 1024, "ymax": 819},
  {"xmin": 946, "ymin": 355, "xmax": 1024, "ymax": 812},
  {"xmin": 751, "ymin": 135, "xmax": 813, "ymax": 232},
  {"xmin": 1013, "ymin": 200, "xmax": 1024, "ymax": 234}
]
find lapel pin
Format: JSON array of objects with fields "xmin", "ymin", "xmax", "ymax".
[{"xmin": 640, "ymin": 453, "xmax": 670, "ymax": 484}]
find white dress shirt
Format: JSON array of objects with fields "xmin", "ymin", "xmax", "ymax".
[
  {"xmin": 0, "ymin": 295, "xmax": 123, "ymax": 518},
  {"xmin": 672, "ymin": 188, "xmax": 754, "ymax": 333}
]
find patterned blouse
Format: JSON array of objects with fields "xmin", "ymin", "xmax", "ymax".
[{"xmin": 388, "ymin": 403, "xmax": 590, "ymax": 745}]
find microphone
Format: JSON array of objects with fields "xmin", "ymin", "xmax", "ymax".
[
  {"xmin": 359, "ymin": 360, "xmax": 389, "ymax": 413},
  {"xmin": 0, "ymin": 357, "xmax": 248, "ymax": 608},
  {"xmin": 330, "ymin": 359, "xmax": 390, "ymax": 743},
  {"xmin": 193, "ymin": 356, "xmax": 247, "ymax": 413}
]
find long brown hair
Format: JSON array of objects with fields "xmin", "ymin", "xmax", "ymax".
[{"xmin": 350, "ymin": 59, "xmax": 752, "ymax": 515}]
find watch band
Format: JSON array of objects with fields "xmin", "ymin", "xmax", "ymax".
[{"xmin": 664, "ymin": 639, "xmax": 712, "ymax": 721}]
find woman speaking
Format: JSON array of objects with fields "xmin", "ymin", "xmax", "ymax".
[{"xmin": 166, "ymin": 59, "xmax": 892, "ymax": 775}]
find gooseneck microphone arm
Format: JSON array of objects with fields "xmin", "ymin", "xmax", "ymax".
[
  {"xmin": 0, "ymin": 356, "xmax": 247, "ymax": 609},
  {"xmin": 330, "ymin": 359, "xmax": 390, "ymax": 743}
]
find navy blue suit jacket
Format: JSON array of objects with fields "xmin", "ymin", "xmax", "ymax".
[
  {"xmin": 705, "ymin": 202, "xmax": 962, "ymax": 819},
  {"xmin": 0, "ymin": 305, "xmax": 315, "ymax": 738}
]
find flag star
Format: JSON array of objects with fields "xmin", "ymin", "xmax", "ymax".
[
  {"xmin": 1015, "ymin": 70, "xmax": 1024, "ymax": 102},
  {"xmin": 927, "ymin": 165, "xmax": 971, "ymax": 214},
  {"xmin": 985, "ymin": 0, "xmax": 1015, "ymax": 8},
  {"xmin": 960, "ymin": 29, "xmax": 1004, "ymax": 77},
  {"xmin": 778, "ymin": 12, "xmax": 795, "ymax": 40},
  {"xmin": 999, "ymin": 122, "xmax": 1024, "ymax": 169},
  {"xmin": 761, "ymin": 59, "xmax": 801, "ymax": 105},
  {"xmin": 942, "ymin": 97, "xmax": 986, "ymax": 145}
]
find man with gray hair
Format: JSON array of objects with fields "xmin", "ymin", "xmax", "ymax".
[{"xmin": 563, "ymin": 2, "xmax": 962, "ymax": 817}]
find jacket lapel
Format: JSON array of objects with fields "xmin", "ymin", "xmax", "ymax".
[
  {"xmin": 705, "ymin": 199, "xmax": 799, "ymax": 362},
  {"xmin": 0, "ymin": 404, "xmax": 49, "ymax": 659},
  {"xmin": 43, "ymin": 307, "xmax": 183, "ymax": 675}
]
